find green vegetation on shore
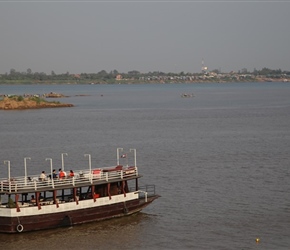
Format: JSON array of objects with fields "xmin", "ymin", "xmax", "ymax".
[
  {"xmin": 2, "ymin": 95, "xmax": 60, "ymax": 104},
  {"xmin": 0, "ymin": 67, "xmax": 289, "ymax": 84}
]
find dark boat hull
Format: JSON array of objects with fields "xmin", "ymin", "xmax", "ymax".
[{"xmin": 0, "ymin": 195, "xmax": 159, "ymax": 233}]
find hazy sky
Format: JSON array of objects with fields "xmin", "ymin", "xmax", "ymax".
[{"xmin": 1, "ymin": 0, "xmax": 290, "ymax": 74}]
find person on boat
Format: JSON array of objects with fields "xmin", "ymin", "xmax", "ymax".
[
  {"xmin": 52, "ymin": 169, "xmax": 58, "ymax": 179},
  {"xmin": 49, "ymin": 169, "xmax": 58, "ymax": 179},
  {"xmin": 30, "ymin": 195, "xmax": 36, "ymax": 203},
  {"xmin": 39, "ymin": 171, "xmax": 46, "ymax": 181},
  {"xmin": 59, "ymin": 169, "xmax": 65, "ymax": 179},
  {"xmin": 39, "ymin": 195, "xmax": 44, "ymax": 201},
  {"xmin": 69, "ymin": 170, "xmax": 74, "ymax": 177}
]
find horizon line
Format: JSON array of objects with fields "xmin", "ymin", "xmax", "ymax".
[{"xmin": 1, "ymin": 0, "xmax": 290, "ymax": 3}]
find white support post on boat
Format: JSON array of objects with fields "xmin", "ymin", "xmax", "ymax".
[
  {"xmin": 24, "ymin": 157, "xmax": 31, "ymax": 186},
  {"xmin": 4, "ymin": 161, "xmax": 11, "ymax": 192},
  {"xmin": 84, "ymin": 154, "xmax": 92, "ymax": 183},
  {"xmin": 135, "ymin": 167, "xmax": 138, "ymax": 176},
  {"xmin": 138, "ymin": 190, "xmax": 148, "ymax": 202},
  {"xmin": 61, "ymin": 153, "xmax": 68, "ymax": 171},
  {"xmin": 130, "ymin": 148, "xmax": 137, "ymax": 167},
  {"xmin": 117, "ymin": 148, "xmax": 123, "ymax": 166},
  {"xmin": 45, "ymin": 158, "xmax": 54, "ymax": 188},
  {"xmin": 4, "ymin": 160, "xmax": 10, "ymax": 180}
]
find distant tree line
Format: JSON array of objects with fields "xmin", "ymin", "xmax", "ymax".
[
  {"xmin": 210, "ymin": 67, "xmax": 288, "ymax": 76},
  {"xmin": 0, "ymin": 67, "xmax": 289, "ymax": 84}
]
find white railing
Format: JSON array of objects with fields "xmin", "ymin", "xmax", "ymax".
[
  {"xmin": 136, "ymin": 190, "xmax": 148, "ymax": 202},
  {"xmin": 133, "ymin": 185, "xmax": 157, "ymax": 202},
  {"xmin": 0, "ymin": 166, "xmax": 138, "ymax": 193}
]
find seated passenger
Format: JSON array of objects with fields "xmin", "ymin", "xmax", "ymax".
[
  {"xmin": 59, "ymin": 170, "xmax": 65, "ymax": 179},
  {"xmin": 39, "ymin": 171, "xmax": 46, "ymax": 181},
  {"xmin": 52, "ymin": 169, "xmax": 58, "ymax": 179},
  {"xmin": 48, "ymin": 169, "xmax": 58, "ymax": 179},
  {"xmin": 30, "ymin": 195, "xmax": 36, "ymax": 203},
  {"xmin": 69, "ymin": 170, "xmax": 75, "ymax": 177}
]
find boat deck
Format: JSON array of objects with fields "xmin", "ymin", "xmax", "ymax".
[{"xmin": 0, "ymin": 165, "xmax": 139, "ymax": 194}]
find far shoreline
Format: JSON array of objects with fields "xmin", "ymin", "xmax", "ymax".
[{"xmin": 0, "ymin": 77, "xmax": 288, "ymax": 86}]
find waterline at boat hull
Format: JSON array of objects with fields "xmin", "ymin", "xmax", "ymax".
[{"xmin": 0, "ymin": 195, "xmax": 159, "ymax": 233}]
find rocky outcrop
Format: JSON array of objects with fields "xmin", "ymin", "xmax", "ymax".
[
  {"xmin": 0, "ymin": 96, "xmax": 74, "ymax": 110},
  {"xmin": 43, "ymin": 92, "xmax": 69, "ymax": 98}
]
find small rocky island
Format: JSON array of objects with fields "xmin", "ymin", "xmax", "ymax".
[
  {"xmin": 43, "ymin": 92, "xmax": 69, "ymax": 98},
  {"xmin": 0, "ymin": 95, "xmax": 74, "ymax": 110}
]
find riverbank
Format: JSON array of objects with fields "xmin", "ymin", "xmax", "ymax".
[{"xmin": 0, "ymin": 78, "xmax": 288, "ymax": 85}]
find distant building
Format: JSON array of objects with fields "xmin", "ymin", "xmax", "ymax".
[
  {"xmin": 116, "ymin": 74, "xmax": 122, "ymax": 80},
  {"xmin": 201, "ymin": 59, "xmax": 208, "ymax": 74}
]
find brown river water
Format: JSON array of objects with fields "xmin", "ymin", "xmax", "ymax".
[{"xmin": 0, "ymin": 82, "xmax": 290, "ymax": 249}]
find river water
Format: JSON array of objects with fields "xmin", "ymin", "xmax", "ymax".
[{"xmin": 0, "ymin": 82, "xmax": 290, "ymax": 250}]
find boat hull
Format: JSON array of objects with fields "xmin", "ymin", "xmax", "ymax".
[{"xmin": 0, "ymin": 195, "xmax": 159, "ymax": 233}]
